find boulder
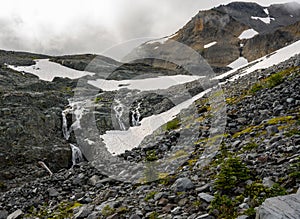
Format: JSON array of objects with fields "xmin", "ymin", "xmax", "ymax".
[
  {"xmin": 256, "ymin": 194, "xmax": 300, "ymax": 219},
  {"xmin": 7, "ymin": 209, "xmax": 23, "ymax": 219},
  {"xmin": 171, "ymin": 177, "xmax": 194, "ymax": 192}
]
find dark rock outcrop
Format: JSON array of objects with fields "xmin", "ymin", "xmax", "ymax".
[{"xmin": 0, "ymin": 61, "xmax": 75, "ymax": 192}]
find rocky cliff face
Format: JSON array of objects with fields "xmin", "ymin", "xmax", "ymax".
[
  {"xmin": 139, "ymin": 2, "xmax": 300, "ymax": 72},
  {"xmin": 0, "ymin": 54, "xmax": 77, "ymax": 192},
  {"xmin": 216, "ymin": 2, "xmax": 300, "ymax": 33},
  {"xmin": 171, "ymin": 9, "xmax": 248, "ymax": 68}
]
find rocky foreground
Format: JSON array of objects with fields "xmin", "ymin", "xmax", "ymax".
[{"xmin": 0, "ymin": 53, "xmax": 299, "ymax": 218}]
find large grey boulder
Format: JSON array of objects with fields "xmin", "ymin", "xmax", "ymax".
[
  {"xmin": 256, "ymin": 193, "xmax": 300, "ymax": 219},
  {"xmin": 171, "ymin": 177, "xmax": 194, "ymax": 192}
]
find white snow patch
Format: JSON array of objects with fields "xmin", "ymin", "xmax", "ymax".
[
  {"xmin": 214, "ymin": 40, "xmax": 300, "ymax": 80},
  {"xmin": 146, "ymin": 33, "xmax": 178, "ymax": 45},
  {"xmin": 238, "ymin": 29, "xmax": 259, "ymax": 40},
  {"xmin": 7, "ymin": 59, "xmax": 94, "ymax": 81},
  {"xmin": 204, "ymin": 41, "xmax": 217, "ymax": 49},
  {"xmin": 84, "ymin": 139, "xmax": 95, "ymax": 145},
  {"xmin": 146, "ymin": 37, "xmax": 168, "ymax": 44},
  {"xmin": 88, "ymin": 75, "xmax": 203, "ymax": 91},
  {"xmin": 227, "ymin": 57, "xmax": 248, "ymax": 69},
  {"xmin": 102, "ymin": 89, "xmax": 210, "ymax": 154},
  {"xmin": 168, "ymin": 33, "xmax": 178, "ymax": 39},
  {"xmin": 264, "ymin": 8, "xmax": 269, "ymax": 16},
  {"xmin": 251, "ymin": 16, "xmax": 275, "ymax": 24},
  {"xmin": 290, "ymin": 15, "xmax": 294, "ymax": 18}
]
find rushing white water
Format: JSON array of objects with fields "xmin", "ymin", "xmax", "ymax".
[
  {"xmin": 62, "ymin": 108, "xmax": 72, "ymax": 140},
  {"xmin": 131, "ymin": 103, "xmax": 141, "ymax": 126},
  {"xmin": 70, "ymin": 144, "xmax": 83, "ymax": 166},
  {"xmin": 113, "ymin": 100, "xmax": 126, "ymax": 131},
  {"xmin": 62, "ymin": 102, "xmax": 88, "ymax": 166}
]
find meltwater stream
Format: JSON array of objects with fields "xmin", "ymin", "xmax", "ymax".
[
  {"xmin": 70, "ymin": 144, "xmax": 84, "ymax": 166},
  {"xmin": 62, "ymin": 106, "xmax": 84, "ymax": 166},
  {"xmin": 113, "ymin": 100, "xmax": 126, "ymax": 131},
  {"xmin": 131, "ymin": 103, "xmax": 141, "ymax": 126}
]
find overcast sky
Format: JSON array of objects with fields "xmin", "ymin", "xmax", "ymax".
[{"xmin": 0, "ymin": 0, "xmax": 298, "ymax": 59}]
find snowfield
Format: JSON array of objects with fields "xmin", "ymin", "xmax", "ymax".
[
  {"xmin": 251, "ymin": 16, "xmax": 275, "ymax": 24},
  {"xmin": 238, "ymin": 29, "xmax": 259, "ymax": 39},
  {"xmin": 7, "ymin": 59, "xmax": 94, "ymax": 81},
  {"xmin": 227, "ymin": 57, "xmax": 248, "ymax": 69},
  {"xmin": 88, "ymin": 75, "xmax": 203, "ymax": 91},
  {"xmin": 214, "ymin": 40, "xmax": 300, "ymax": 80}
]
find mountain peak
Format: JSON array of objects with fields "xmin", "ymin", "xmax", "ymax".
[{"xmin": 138, "ymin": 1, "xmax": 300, "ymax": 73}]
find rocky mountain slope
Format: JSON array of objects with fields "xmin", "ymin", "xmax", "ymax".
[
  {"xmin": 0, "ymin": 52, "xmax": 299, "ymax": 219},
  {"xmin": 140, "ymin": 2, "xmax": 300, "ymax": 72},
  {"xmin": 0, "ymin": 53, "xmax": 78, "ymax": 192}
]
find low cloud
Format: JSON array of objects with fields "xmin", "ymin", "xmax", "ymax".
[{"xmin": 0, "ymin": 0, "xmax": 298, "ymax": 59}]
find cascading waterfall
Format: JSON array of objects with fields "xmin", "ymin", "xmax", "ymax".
[
  {"xmin": 113, "ymin": 100, "xmax": 126, "ymax": 131},
  {"xmin": 70, "ymin": 143, "xmax": 83, "ymax": 166},
  {"xmin": 62, "ymin": 108, "xmax": 72, "ymax": 140},
  {"xmin": 62, "ymin": 103, "xmax": 84, "ymax": 166},
  {"xmin": 131, "ymin": 102, "xmax": 141, "ymax": 126}
]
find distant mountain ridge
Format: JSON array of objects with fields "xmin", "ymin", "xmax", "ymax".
[{"xmin": 140, "ymin": 1, "xmax": 300, "ymax": 72}]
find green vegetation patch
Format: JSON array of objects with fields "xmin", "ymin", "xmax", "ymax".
[
  {"xmin": 249, "ymin": 66, "xmax": 299, "ymax": 93},
  {"xmin": 245, "ymin": 182, "xmax": 286, "ymax": 206},
  {"xmin": 148, "ymin": 211, "xmax": 159, "ymax": 219},
  {"xmin": 232, "ymin": 124, "xmax": 264, "ymax": 138},
  {"xmin": 101, "ymin": 205, "xmax": 116, "ymax": 217},
  {"xmin": 26, "ymin": 201, "xmax": 82, "ymax": 218},
  {"xmin": 146, "ymin": 150, "xmax": 158, "ymax": 162},
  {"xmin": 144, "ymin": 191, "xmax": 158, "ymax": 201},
  {"xmin": 267, "ymin": 116, "xmax": 295, "ymax": 125},
  {"xmin": 162, "ymin": 117, "xmax": 181, "ymax": 131},
  {"xmin": 210, "ymin": 194, "xmax": 238, "ymax": 219},
  {"xmin": 214, "ymin": 156, "xmax": 250, "ymax": 193},
  {"xmin": 94, "ymin": 96, "xmax": 104, "ymax": 103},
  {"xmin": 242, "ymin": 141, "xmax": 259, "ymax": 152}
]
